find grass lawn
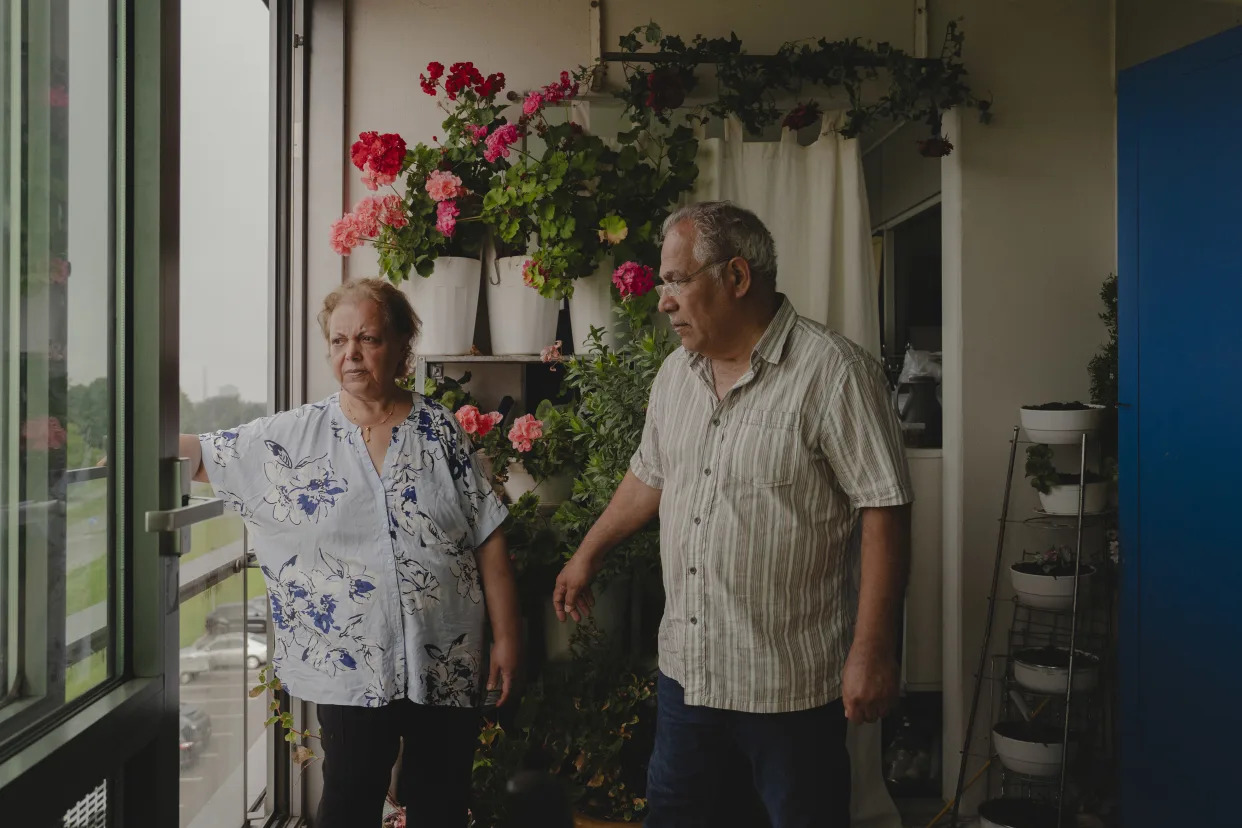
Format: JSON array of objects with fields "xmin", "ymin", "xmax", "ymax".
[{"xmin": 62, "ymin": 493, "xmax": 263, "ymax": 695}]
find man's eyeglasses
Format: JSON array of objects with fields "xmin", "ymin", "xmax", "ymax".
[{"xmin": 655, "ymin": 259, "xmax": 732, "ymax": 299}]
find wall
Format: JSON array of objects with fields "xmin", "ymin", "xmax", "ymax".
[
  {"xmin": 1116, "ymin": 0, "xmax": 1242, "ymax": 68},
  {"xmin": 311, "ymin": 2, "xmax": 1121, "ymax": 816},
  {"xmin": 932, "ymin": 0, "xmax": 1117, "ymax": 808},
  {"xmin": 300, "ymin": 0, "xmax": 922, "ymax": 404}
]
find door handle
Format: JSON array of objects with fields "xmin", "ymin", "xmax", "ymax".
[
  {"xmin": 143, "ymin": 457, "xmax": 224, "ymax": 557},
  {"xmin": 144, "ymin": 495, "xmax": 224, "ymax": 532}
]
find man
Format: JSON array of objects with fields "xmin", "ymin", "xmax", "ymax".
[{"xmin": 553, "ymin": 201, "xmax": 913, "ymax": 827}]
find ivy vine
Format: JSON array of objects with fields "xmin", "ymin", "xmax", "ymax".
[{"xmin": 613, "ymin": 20, "xmax": 993, "ymax": 156}]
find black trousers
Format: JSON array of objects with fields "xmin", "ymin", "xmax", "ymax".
[{"xmin": 315, "ymin": 698, "xmax": 479, "ymax": 828}]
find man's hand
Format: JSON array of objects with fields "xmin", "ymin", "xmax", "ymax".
[
  {"xmin": 841, "ymin": 642, "xmax": 900, "ymax": 723},
  {"xmin": 488, "ymin": 635, "xmax": 521, "ymax": 707},
  {"xmin": 552, "ymin": 550, "xmax": 602, "ymax": 622}
]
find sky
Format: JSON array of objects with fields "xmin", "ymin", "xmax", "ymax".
[{"xmin": 66, "ymin": 0, "xmax": 270, "ymax": 403}]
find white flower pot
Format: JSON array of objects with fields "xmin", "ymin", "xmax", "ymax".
[
  {"xmin": 399, "ymin": 256, "xmax": 481, "ymax": 356},
  {"xmin": 501, "ymin": 461, "xmax": 573, "ymax": 505},
  {"xmin": 1008, "ymin": 562, "xmax": 1095, "ymax": 611},
  {"xmin": 568, "ymin": 260, "xmax": 618, "ymax": 351},
  {"xmin": 1013, "ymin": 647, "xmax": 1100, "ymax": 695},
  {"xmin": 543, "ymin": 575, "xmax": 630, "ymax": 663},
  {"xmin": 486, "ymin": 255, "xmax": 560, "ymax": 355},
  {"xmin": 1038, "ymin": 481, "xmax": 1109, "ymax": 515},
  {"xmin": 992, "ymin": 722, "xmax": 1064, "ymax": 778},
  {"xmin": 1020, "ymin": 404, "xmax": 1106, "ymax": 445}
]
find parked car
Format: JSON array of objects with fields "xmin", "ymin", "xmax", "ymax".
[
  {"xmin": 181, "ymin": 632, "xmax": 269, "ymax": 671},
  {"xmin": 179, "ymin": 649, "xmax": 211, "ymax": 685},
  {"xmin": 204, "ymin": 594, "xmax": 270, "ymax": 635},
  {"xmin": 179, "ymin": 704, "xmax": 211, "ymax": 770}
]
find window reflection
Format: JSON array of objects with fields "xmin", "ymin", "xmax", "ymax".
[{"xmin": 1, "ymin": 0, "xmax": 117, "ymax": 736}]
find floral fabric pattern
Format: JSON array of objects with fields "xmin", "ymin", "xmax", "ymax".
[{"xmin": 199, "ymin": 394, "xmax": 507, "ymax": 708}]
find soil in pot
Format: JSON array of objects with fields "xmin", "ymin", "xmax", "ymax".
[
  {"xmin": 994, "ymin": 720, "xmax": 1062, "ymax": 744},
  {"xmin": 1013, "ymin": 646, "xmax": 1099, "ymax": 670},
  {"xmin": 1021, "ymin": 401, "xmax": 1093, "ymax": 411}
]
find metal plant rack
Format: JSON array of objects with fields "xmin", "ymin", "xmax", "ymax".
[{"xmin": 950, "ymin": 427, "xmax": 1113, "ymax": 827}]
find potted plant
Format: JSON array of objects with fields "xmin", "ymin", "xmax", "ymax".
[
  {"xmin": 332, "ymin": 62, "xmax": 512, "ymax": 354},
  {"xmin": 992, "ymin": 721, "xmax": 1064, "ymax": 778},
  {"xmin": 552, "ymin": 280, "xmax": 670, "ymax": 588},
  {"xmin": 1024, "ymin": 443, "xmax": 1109, "ymax": 515},
  {"xmin": 534, "ymin": 624, "xmax": 657, "ymax": 824},
  {"xmin": 1019, "ymin": 400, "xmax": 1106, "ymax": 445},
  {"xmin": 1008, "ymin": 545, "xmax": 1095, "ymax": 611},
  {"xmin": 1012, "ymin": 646, "xmax": 1101, "ymax": 695}
]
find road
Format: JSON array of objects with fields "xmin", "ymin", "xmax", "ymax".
[{"xmin": 178, "ymin": 664, "xmax": 269, "ymax": 828}]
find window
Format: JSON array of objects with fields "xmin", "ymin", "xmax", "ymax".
[
  {"xmin": 176, "ymin": 0, "xmax": 273, "ymax": 823},
  {"xmin": 1, "ymin": 0, "xmax": 119, "ymax": 740}
]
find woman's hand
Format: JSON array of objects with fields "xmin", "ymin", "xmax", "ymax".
[
  {"xmin": 476, "ymin": 528, "xmax": 522, "ymax": 706},
  {"xmin": 488, "ymin": 635, "xmax": 521, "ymax": 707}
]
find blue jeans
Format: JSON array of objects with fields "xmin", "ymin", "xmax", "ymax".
[{"xmin": 645, "ymin": 673, "xmax": 851, "ymax": 828}]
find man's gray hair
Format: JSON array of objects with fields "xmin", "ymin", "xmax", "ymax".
[{"xmin": 662, "ymin": 201, "xmax": 778, "ymax": 291}]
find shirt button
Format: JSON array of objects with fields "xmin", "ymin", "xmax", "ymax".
[
  {"xmin": 712, "ymin": 418, "xmax": 720, "ymax": 426},
  {"xmin": 690, "ymin": 617, "xmax": 698, "ymax": 625},
  {"xmin": 689, "ymin": 567, "xmax": 697, "ymax": 575},
  {"xmin": 693, "ymin": 517, "xmax": 701, "ymax": 525},
  {"xmin": 703, "ymin": 468, "xmax": 711, "ymax": 476}
]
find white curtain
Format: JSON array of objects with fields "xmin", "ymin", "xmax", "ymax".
[
  {"xmin": 695, "ymin": 116, "xmax": 899, "ymax": 828},
  {"xmin": 691, "ymin": 114, "xmax": 881, "ymax": 357}
]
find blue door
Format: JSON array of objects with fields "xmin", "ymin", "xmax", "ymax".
[{"xmin": 1117, "ymin": 26, "xmax": 1242, "ymax": 827}]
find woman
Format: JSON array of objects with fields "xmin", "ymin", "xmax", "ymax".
[{"xmin": 180, "ymin": 278, "xmax": 521, "ymax": 827}]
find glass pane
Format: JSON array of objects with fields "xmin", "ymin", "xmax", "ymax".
[
  {"xmin": 1, "ymin": 0, "xmax": 116, "ymax": 734},
  {"xmin": 178, "ymin": 569, "xmax": 270, "ymax": 827},
  {"xmin": 177, "ymin": 0, "xmax": 271, "ymax": 822}
]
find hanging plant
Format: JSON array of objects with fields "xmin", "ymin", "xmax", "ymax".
[{"xmin": 612, "ymin": 20, "xmax": 993, "ymax": 154}]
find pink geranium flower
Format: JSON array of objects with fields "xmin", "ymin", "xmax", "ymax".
[
  {"xmin": 467, "ymin": 124, "xmax": 489, "ymax": 145},
  {"xmin": 379, "ymin": 194, "xmax": 408, "ymax": 229},
  {"xmin": 477, "ymin": 411, "xmax": 503, "ymax": 438},
  {"xmin": 330, "ymin": 215, "xmax": 363, "ymax": 255},
  {"xmin": 425, "ymin": 170, "xmax": 463, "ymax": 202},
  {"xmin": 22, "ymin": 417, "xmax": 67, "ymax": 451},
  {"xmin": 540, "ymin": 340, "xmax": 563, "ymax": 364},
  {"xmin": 612, "ymin": 261, "xmax": 655, "ymax": 299},
  {"xmin": 436, "ymin": 200, "xmax": 460, "ymax": 237},
  {"xmin": 456, "ymin": 405, "xmax": 482, "ymax": 434},
  {"xmin": 483, "ymin": 124, "xmax": 520, "ymax": 163},
  {"xmin": 361, "ymin": 166, "xmax": 396, "ymax": 191},
  {"xmin": 523, "ymin": 91, "xmax": 544, "ymax": 116},
  {"xmin": 508, "ymin": 414, "xmax": 543, "ymax": 453},
  {"xmin": 456, "ymin": 406, "xmax": 504, "ymax": 439},
  {"xmin": 351, "ymin": 197, "xmax": 383, "ymax": 237}
]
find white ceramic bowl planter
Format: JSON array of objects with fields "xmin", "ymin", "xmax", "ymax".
[
  {"xmin": 1038, "ymin": 480, "xmax": 1109, "ymax": 515},
  {"xmin": 1009, "ymin": 562, "xmax": 1096, "ymax": 611},
  {"xmin": 1020, "ymin": 403, "xmax": 1106, "ymax": 445},
  {"xmin": 992, "ymin": 721, "xmax": 1064, "ymax": 778},
  {"xmin": 1012, "ymin": 647, "xmax": 1100, "ymax": 695}
]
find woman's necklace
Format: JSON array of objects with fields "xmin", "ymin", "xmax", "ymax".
[{"xmin": 343, "ymin": 394, "xmax": 395, "ymax": 444}]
